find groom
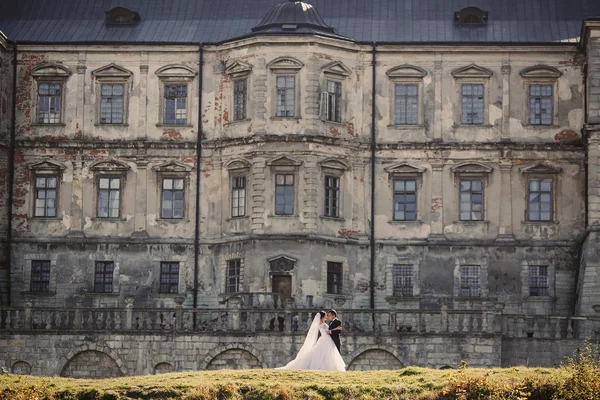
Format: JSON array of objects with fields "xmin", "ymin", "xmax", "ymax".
[{"xmin": 326, "ymin": 309, "xmax": 342, "ymax": 353}]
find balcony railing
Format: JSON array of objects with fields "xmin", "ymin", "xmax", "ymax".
[{"xmin": 1, "ymin": 304, "xmax": 599, "ymax": 339}]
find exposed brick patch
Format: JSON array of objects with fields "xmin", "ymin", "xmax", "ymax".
[
  {"xmin": 161, "ymin": 129, "xmax": 184, "ymax": 141},
  {"xmin": 345, "ymin": 122, "xmax": 356, "ymax": 137},
  {"xmin": 431, "ymin": 197, "xmax": 442, "ymax": 213},
  {"xmin": 329, "ymin": 126, "xmax": 341, "ymax": 136},
  {"xmin": 554, "ymin": 129, "xmax": 579, "ymax": 142}
]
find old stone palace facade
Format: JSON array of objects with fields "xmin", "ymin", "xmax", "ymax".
[{"xmin": 1, "ymin": 0, "xmax": 600, "ymax": 377}]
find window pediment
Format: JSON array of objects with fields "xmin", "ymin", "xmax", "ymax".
[
  {"xmin": 155, "ymin": 64, "xmax": 197, "ymax": 79},
  {"xmin": 225, "ymin": 60, "xmax": 253, "ymax": 78},
  {"xmin": 322, "ymin": 61, "xmax": 351, "ymax": 77},
  {"xmin": 268, "ymin": 255, "xmax": 296, "ymax": 272},
  {"xmin": 386, "ymin": 65, "xmax": 427, "ymax": 79},
  {"xmin": 29, "ymin": 159, "xmax": 66, "ymax": 171},
  {"xmin": 451, "ymin": 64, "xmax": 493, "ymax": 79},
  {"xmin": 152, "ymin": 161, "xmax": 192, "ymax": 173},
  {"xmin": 92, "ymin": 63, "xmax": 133, "ymax": 79},
  {"xmin": 451, "ymin": 162, "xmax": 493, "ymax": 174},
  {"xmin": 89, "ymin": 159, "xmax": 131, "ymax": 172},
  {"xmin": 31, "ymin": 63, "xmax": 72, "ymax": 78},
  {"xmin": 519, "ymin": 65, "xmax": 562, "ymax": 79},
  {"xmin": 266, "ymin": 155, "xmax": 303, "ymax": 167},
  {"xmin": 225, "ymin": 159, "xmax": 251, "ymax": 170},
  {"xmin": 519, "ymin": 162, "xmax": 561, "ymax": 174},
  {"xmin": 267, "ymin": 57, "xmax": 304, "ymax": 72},
  {"xmin": 384, "ymin": 162, "xmax": 426, "ymax": 174},
  {"xmin": 319, "ymin": 158, "xmax": 350, "ymax": 171}
]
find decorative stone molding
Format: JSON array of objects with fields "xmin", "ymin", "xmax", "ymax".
[
  {"xmin": 152, "ymin": 161, "xmax": 193, "ymax": 173},
  {"xmin": 91, "ymin": 63, "xmax": 133, "ymax": 79},
  {"xmin": 519, "ymin": 65, "xmax": 562, "ymax": 79},
  {"xmin": 267, "ymin": 56, "xmax": 304, "ymax": 72},
  {"xmin": 155, "ymin": 64, "xmax": 197, "ymax": 78},
  {"xmin": 89, "ymin": 159, "xmax": 131, "ymax": 172},
  {"xmin": 519, "ymin": 161, "xmax": 562, "ymax": 174},
  {"xmin": 386, "ymin": 65, "xmax": 427, "ymax": 79},
  {"xmin": 31, "ymin": 63, "xmax": 72, "ymax": 78},
  {"xmin": 451, "ymin": 64, "xmax": 493, "ymax": 79},
  {"xmin": 225, "ymin": 60, "xmax": 253, "ymax": 78},
  {"xmin": 322, "ymin": 61, "xmax": 351, "ymax": 77}
]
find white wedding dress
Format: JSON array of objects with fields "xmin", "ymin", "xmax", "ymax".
[{"xmin": 278, "ymin": 315, "xmax": 346, "ymax": 371}]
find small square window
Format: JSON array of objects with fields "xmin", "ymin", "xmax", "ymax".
[{"xmin": 160, "ymin": 262, "xmax": 179, "ymax": 294}]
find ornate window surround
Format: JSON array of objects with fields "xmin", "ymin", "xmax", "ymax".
[
  {"xmin": 451, "ymin": 64, "xmax": 493, "ymax": 127},
  {"xmin": 268, "ymin": 56, "xmax": 304, "ymax": 119},
  {"xmin": 520, "ymin": 65, "xmax": 562, "ymax": 127},
  {"xmin": 386, "ymin": 65, "xmax": 427, "ymax": 127},
  {"xmin": 384, "ymin": 162, "xmax": 426, "ymax": 223},
  {"xmin": 155, "ymin": 64, "xmax": 197, "ymax": 127},
  {"xmin": 450, "ymin": 162, "xmax": 493, "ymax": 223},
  {"xmin": 28, "ymin": 159, "xmax": 66, "ymax": 219},
  {"xmin": 30, "ymin": 63, "xmax": 72, "ymax": 126},
  {"xmin": 152, "ymin": 161, "xmax": 193, "ymax": 222},
  {"xmin": 92, "ymin": 63, "xmax": 133, "ymax": 126}
]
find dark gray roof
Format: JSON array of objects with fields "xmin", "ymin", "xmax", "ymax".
[{"xmin": 0, "ymin": 0, "xmax": 599, "ymax": 45}]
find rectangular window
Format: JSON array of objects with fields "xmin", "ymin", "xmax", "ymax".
[
  {"xmin": 459, "ymin": 179, "xmax": 484, "ymax": 221},
  {"xmin": 461, "ymin": 84, "xmax": 484, "ymax": 125},
  {"xmin": 97, "ymin": 177, "xmax": 121, "ymax": 218},
  {"xmin": 275, "ymin": 173, "xmax": 294, "ymax": 215},
  {"xmin": 529, "ymin": 84, "xmax": 553, "ymax": 125},
  {"xmin": 34, "ymin": 176, "xmax": 58, "ymax": 217},
  {"xmin": 100, "ymin": 83, "xmax": 124, "ymax": 124},
  {"xmin": 160, "ymin": 262, "xmax": 179, "ymax": 294},
  {"xmin": 529, "ymin": 265, "xmax": 549, "ymax": 296},
  {"xmin": 393, "ymin": 179, "xmax": 417, "ymax": 221},
  {"xmin": 161, "ymin": 178, "xmax": 184, "ymax": 219},
  {"xmin": 324, "ymin": 175, "xmax": 340, "ymax": 218},
  {"xmin": 164, "ymin": 85, "xmax": 187, "ymax": 125},
  {"xmin": 527, "ymin": 178, "xmax": 552, "ymax": 221},
  {"xmin": 94, "ymin": 261, "xmax": 114, "ymax": 293},
  {"xmin": 234, "ymin": 79, "xmax": 247, "ymax": 121},
  {"xmin": 231, "ymin": 176, "xmax": 246, "ymax": 218},
  {"xmin": 327, "ymin": 261, "xmax": 343, "ymax": 294},
  {"xmin": 30, "ymin": 260, "xmax": 51, "ymax": 292},
  {"xmin": 322, "ymin": 80, "xmax": 342, "ymax": 122},
  {"xmin": 460, "ymin": 265, "xmax": 481, "ymax": 297},
  {"xmin": 37, "ymin": 83, "xmax": 62, "ymax": 124},
  {"xmin": 394, "ymin": 84, "xmax": 418, "ymax": 125},
  {"xmin": 392, "ymin": 264, "xmax": 413, "ymax": 297},
  {"xmin": 226, "ymin": 259, "xmax": 241, "ymax": 293},
  {"xmin": 276, "ymin": 76, "xmax": 295, "ymax": 117}
]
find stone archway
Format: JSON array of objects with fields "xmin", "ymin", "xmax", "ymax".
[
  {"xmin": 347, "ymin": 348, "xmax": 404, "ymax": 371},
  {"xmin": 200, "ymin": 343, "xmax": 265, "ymax": 370},
  {"xmin": 60, "ymin": 350, "xmax": 124, "ymax": 378},
  {"xmin": 11, "ymin": 361, "xmax": 32, "ymax": 375},
  {"xmin": 154, "ymin": 362, "xmax": 174, "ymax": 374}
]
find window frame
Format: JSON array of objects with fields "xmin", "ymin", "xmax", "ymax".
[
  {"xmin": 319, "ymin": 159, "xmax": 349, "ymax": 220},
  {"xmin": 96, "ymin": 176, "xmax": 123, "ymax": 219},
  {"xmin": 386, "ymin": 65, "xmax": 427, "ymax": 127},
  {"xmin": 162, "ymin": 84, "xmax": 189, "ymax": 125},
  {"xmin": 526, "ymin": 177, "xmax": 554, "ymax": 222},
  {"xmin": 160, "ymin": 177, "xmax": 185, "ymax": 219},
  {"xmin": 225, "ymin": 159, "xmax": 251, "ymax": 220},
  {"xmin": 385, "ymin": 163, "xmax": 426, "ymax": 223},
  {"xmin": 320, "ymin": 79, "xmax": 343, "ymax": 123},
  {"xmin": 450, "ymin": 64, "xmax": 493, "ymax": 127},
  {"xmin": 454, "ymin": 257, "xmax": 489, "ymax": 299},
  {"xmin": 459, "ymin": 265, "xmax": 481, "ymax": 298},
  {"xmin": 460, "ymin": 83, "xmax": 485, "ymax": 125},
  {"xmin": 324, "ymin": 174, "xmax": 341, "ymax": 218},
  {"xmin": 451, "ymin": 162, "xmax": 493, "ymax": 223},
  {"xmin": 94, "ymin": 261, "xmax": 115, "ymax": 293},
  {"xmin": 458, "ymin": 178, "xmax": 485, "ymax": 221},
  {"xmin": 528, "ymin": 264, "xmax": 549, "ymax": 296},
  {"xmin": 152, "ymin": 161, "xmax": 192, "ymax": 222},
  {"xmin": 520, "ymin": 65, "xmax": 562, "ymax": 127},
  {"xmin": 520, "ymin": 162, "xmax": 561, "ymax": 223},
  {"xmin": 92, "ymin": 63, "xmax": 133, "ymax": 126},
  {"xmin": 268, "ymin": 57, "xmax": 304, "ymax": 119},
  {"xmin": 30, "ymin": 63, "xmax": 71, "ymax": 126},
  {"xmin": 274, "ymin": 173, "xmax": 295, "ymax": 216},
  {"xmin": 326, "ymin": 261, "xmax": 343, "ymax": 295},
  {"xmin": 231, "ymin": 175, "xmax": 247, "ymax": 218},
  {"xmin": 30, "ymin": 260, "xmax": 51, "ymax": 293},
  {"xmin": 392, "ymin": 264, "xmax": 414, "ymax": 297},
  {"xmin": 392, "ymin": 178, "xmax": 418, "ymax": 222},
  {"xmin": 28, "ymin": 159, "xmax": 66, "ymax": 220},
  {"xmin": 393, "ymin": 83, "xmax": 419, "ymax": 126},
  {"xmin": 155, "ymin": 64, "xmax": 198, "ymax": 127},
  {"xmin": 226, "ymin": 259, "xmax": 243, "ymax": 293},
  {"xmin": 159, "ymin": 261, "xmax": 180, "ymax": 294},
  {"xmin": 233, "ymin": 78, "xmax": 248, "ymax": 122},
  {"xmin": 267, "ymin": 156, "xmax": 302, "ymax": 217}
]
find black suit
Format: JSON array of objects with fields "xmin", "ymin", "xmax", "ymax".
[{"xmin": 328, "ymin": 318, "xmax": 342, "ymax": 353}]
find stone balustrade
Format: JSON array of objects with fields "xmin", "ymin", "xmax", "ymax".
[{"xmin": 1, "ymin": 303, "xmax": 599, "ymax": 339}]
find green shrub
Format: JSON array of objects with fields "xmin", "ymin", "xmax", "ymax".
[{"xmin": 553, "ymin": 340, "xmax": 600, "ymax": 400}]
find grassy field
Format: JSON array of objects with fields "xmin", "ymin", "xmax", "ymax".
[{"xmin": 0, "ymin": 366, "xmax": 588, "ymax": 400}]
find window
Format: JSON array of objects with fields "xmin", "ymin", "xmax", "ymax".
[
  {"xmin": 459, "ymin": 179, "xmax": 483, "ymax": 221},
  {"xmin": 276, "ymin": 76, "xmax": 295, "ymax": 117},
  {"xmin": 30, "ymin": 260, "xmax": 51, "ymax": 292},
  {"xmin": 100, "ymin": 84, "xmax": 124, "ymax": 124},
  {"xmin": 234, "ymin": 79, "xmax": 247, "ymax": 121},
  {"xmin": 37, "ymin": 83, "xmax": 62, "ymax": 124},
  {"xmin": 226, "ymin": 259, "xmax": 241, "ymax": 293},
  {"xmin": 97, "ymin": 177, "xmax": 121, "ymax": 218},
  {"xmin": 161, "ymin": 178, "xmax": 184, "ymax": 219},
  {"xmin": 327, "ymin": 262, "xmax": 343, "ymax": 294},
  {"xmin": 461, "ymin": 84, "xmax": 484, "ymax": 125},
  {"xmin": 164, "ymin": 85, "xmax": 187, "ymax": 125},
  {"xmin": 392, "ymin": 264, "xmax": 413, "ymax": 297},
  {"xmin": 529, "ymin": 265, "xmax": 549, "ymax": 296},
  {"xmin": 321, "ymin": 80, "xmax": 342, "ymax": 122},
  {"xmin": 275, "ymin": 173, "xmax": 294, "ymax": 215},
  {"xmin": 34, "ymin": 176, "xmax": 58, "ymax": 217},
  {"xmin": 527, "ymin": 178, "xmax": 552, "ymax": 221},
  {"xmin": 393, "ymin": 179, "xmax": 417, "ymax": 221},
  {"xmin": 231, "ymin": 176, "xmax": 246, "ymax": 218},
  {"xmin": 324, "ymin": 175, "xmax": 340, "ymax": 218},
  {"xmin": 394, "ymin": 84, "xmax": 418, "ymax": 125},
  {"xmin": 94, "ymin": 261, "xmax": 114, "ymax": 293},
  {"xmin": 160, "ymin": 262, "xmax": 179, "ymax": 294},
  {"xmin": 529, "ymin": 84, "xmax": 553, "ymax": 125},
  {"xmin": 459, "ymin": 265, "xmax": 481, "ymax": 297}
]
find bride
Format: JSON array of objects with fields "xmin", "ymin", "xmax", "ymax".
[{"xmin": 278, "ymin": 311, "xmax": 346, "ymax": 371}]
